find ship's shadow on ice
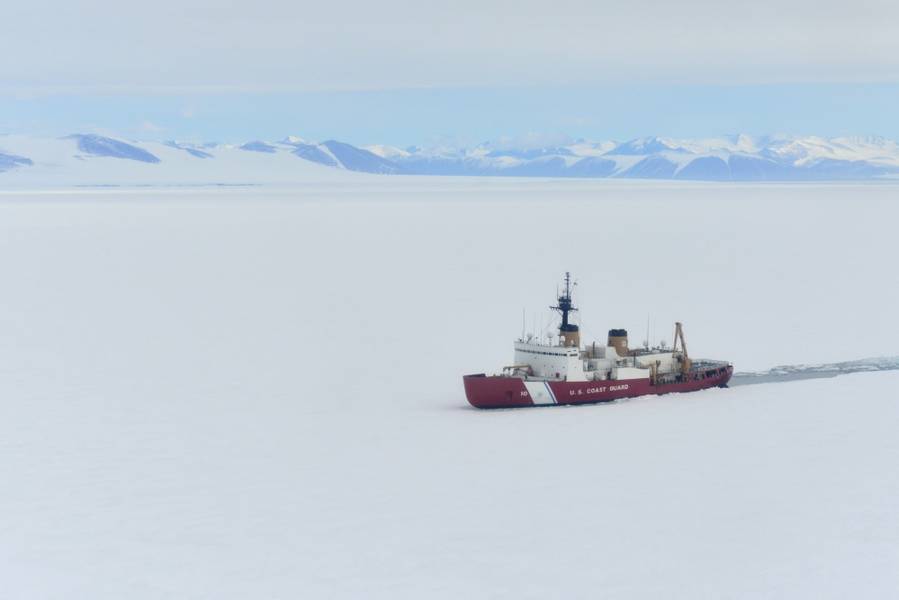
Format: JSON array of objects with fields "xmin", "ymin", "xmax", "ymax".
[{"xmin": 731, "ymin": 356, "xmax": 899, "ymax": 386}]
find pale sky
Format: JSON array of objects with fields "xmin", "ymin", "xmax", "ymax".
[{"xmin": 2, "ymin": 0, "xmax": 897, "ymax": 143}]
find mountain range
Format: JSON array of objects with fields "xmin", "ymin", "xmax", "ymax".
[{"xmin": 2, "ymin": 132, "xmax": 898, "ymax": 186}]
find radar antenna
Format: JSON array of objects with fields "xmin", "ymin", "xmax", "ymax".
[{"xmin": 550, "ymin": 272, "xmax": 580, "ymax": 347}]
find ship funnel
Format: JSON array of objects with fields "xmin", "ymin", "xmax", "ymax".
[
  {"xmin": 560, "ymin": 329, "xmax": 580, "ymax": 348},
  {"xmin": 608, "ymin": 329, "xmax": 629, "ymax": 357}
]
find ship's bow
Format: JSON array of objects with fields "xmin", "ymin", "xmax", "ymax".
[{"xmin": 463, "ymin": 374, "xmax": 532, "ymax": 409}]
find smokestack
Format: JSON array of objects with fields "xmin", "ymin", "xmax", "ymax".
[
  {"xmin": 560, "ymin": 330, "xmax": 580, "ymax": 348},
  {"xmin": 608, "ymin": 328, "xmax": 629, "ymax": 357}
]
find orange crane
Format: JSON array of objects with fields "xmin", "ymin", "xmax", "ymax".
[{"xmin": 672, "ymin": 321, "xmax": 692, "ymax": 375}]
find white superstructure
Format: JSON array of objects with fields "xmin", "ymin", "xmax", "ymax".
[
  {"xmin": 504, "ymin": 272, "xmax": 691, "ymax": 384},
  {"xmin": 513, "ymin": 340, "xmax": 588, "ymax": 381},
  {"xmin": 509, "ymin": 339, "xmax": 677, "ymax": 382}
]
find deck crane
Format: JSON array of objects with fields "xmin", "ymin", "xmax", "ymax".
[{"xmin": 672, "ymin": 322, "xmax": 692, "ymax": 375}]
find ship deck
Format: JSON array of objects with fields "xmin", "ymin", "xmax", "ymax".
[{"xmin": 504, "ymin": 358, "xmax": 731, "ymax": 384}]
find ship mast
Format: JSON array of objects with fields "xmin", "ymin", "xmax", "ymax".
[{"xmin": 551, "ymin": 272, "xmax": 580, "ymax": 347}]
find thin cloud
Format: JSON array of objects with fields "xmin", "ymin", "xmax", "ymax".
[{"xmin": 2, "ymin": 0, "xmax": 898, "ymax": 96}]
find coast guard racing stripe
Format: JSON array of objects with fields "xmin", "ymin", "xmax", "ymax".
[{"xmin": 524, "ymin": 381, "xmax": 557, "ymax": 405}]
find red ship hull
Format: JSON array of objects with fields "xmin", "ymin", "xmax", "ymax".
[{"xmin": 463, "ymin": 365, "xmax": 733, "ymax": 409}]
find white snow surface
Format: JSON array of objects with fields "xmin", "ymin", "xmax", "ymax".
[
  {"xmin": 767, "ymin": 135, "xmax": 899, "ymax": 167},
  {"xmin": 1, "ymin": 180, "xmax": 898, "ymax": 598},
  {"xmin": 566, "ymin": 140, "xmax": 620, "ymax": 156},
  {"xmin": 364, "ymin": 144, "xmax": 412, "ymax": 159}
]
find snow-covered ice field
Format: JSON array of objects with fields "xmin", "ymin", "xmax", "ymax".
[{"xmin": 1, "ymin": 179, "xmax": 898, "ymax": 598}]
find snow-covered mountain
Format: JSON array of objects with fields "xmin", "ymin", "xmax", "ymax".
[
  {"xmin": 0, "ymin": 135, "xmax": 356, "ymax": 187},
  {"xmin": 2, "ymin": 133, "xmax": 898, "ymax": 186},
  {"xmin": 381, "ymin": 134, "xmax": 899, "ymax": 181}
]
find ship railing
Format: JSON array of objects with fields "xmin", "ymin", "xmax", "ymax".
[{"xmin": 690, "ymin": 359, "xmax": 731, "ymax": 370}]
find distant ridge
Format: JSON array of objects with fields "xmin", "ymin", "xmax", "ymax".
[
  {"xmin": 0, "ymin": 152, "xmax": 33, "ymax": 172},
  {"xmin": 66, "ymin": 133, "xmax": 160, "ymax": 163},
  {"xmin": 2, "ymin": 133, "xmax": 899, "ymax": 184}
]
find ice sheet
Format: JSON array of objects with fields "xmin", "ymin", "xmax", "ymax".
[{"xmin": 1, "ymin": 180, "xmax": 897, "ymax": 598}]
